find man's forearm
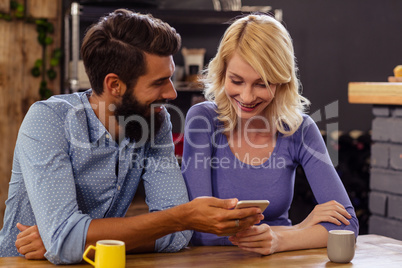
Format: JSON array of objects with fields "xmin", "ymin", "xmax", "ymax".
[
  {"xmin": 86, "ymin": 204, "xmax": 186, "ymax": 252},
  {"xmin": 85, "ymin": 197, "xmax": 262, "ymax": 252}
]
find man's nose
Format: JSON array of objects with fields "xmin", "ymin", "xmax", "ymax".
[{"xmin": 161, "ymin": 80, "xmax": 177, "ymax": 101}]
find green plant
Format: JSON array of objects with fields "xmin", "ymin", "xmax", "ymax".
[
  {"xmin": 32, "ymin": 19, "xmax": 62, "ymax": 99},
  {"xmin": 1, "ymin": 1, "xmax": 61, "ymax": 100}
]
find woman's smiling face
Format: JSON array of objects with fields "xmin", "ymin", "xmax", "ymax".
[{"xmin": 224, "ymin": 52, "xmax": 276, "ymax": 121}]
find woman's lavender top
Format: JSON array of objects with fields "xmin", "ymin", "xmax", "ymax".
[{"xmin": 182, "ymin": 101, "xmax": 359, "ymax": 246}]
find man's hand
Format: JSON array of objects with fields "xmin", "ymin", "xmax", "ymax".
[
  {"xmin": 181, "ymin": 197, "xmax": 264, "ymax": 236},
  {"xmin": 15, "ymin": 223, "xmax": 46, "ymax": 260}
]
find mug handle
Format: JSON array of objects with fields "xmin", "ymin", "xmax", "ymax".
[{"xmin": 82, "ymin": 245, "xmax": 97, "ymax": 267}]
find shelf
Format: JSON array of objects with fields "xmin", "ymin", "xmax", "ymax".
[
  {"xmin": 78, "ymin": 5, "xmax": 246, "ymax": 24},
  {"xmin": 174, "ymin": 81, "xmax": 203, "ymax": 92},
  {"xmin": 348, "ymin": 82, "xmax": 402, "ymax": 105}
]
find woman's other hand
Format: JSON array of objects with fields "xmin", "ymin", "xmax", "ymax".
[{"xmin": 296, "ymin": 200, "xmax": 352, "ymax": 229}]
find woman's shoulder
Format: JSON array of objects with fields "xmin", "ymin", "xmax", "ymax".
[
  {"xmin": 301, "ymin": 113, "xmax": 315, "ymax": 123},
  {"xmin": 185, "ymin": 101, "xmax": 223, "ymax": 132},
  {"xmin": 187, "ymin": 101, "xmax": 218, "ymax": 119},
  {"xmin": 289, "ymin": 113, "xmax": 321, "ymax": 140},
  {"xmin": 280, "ymin": 113, "xmax": 317, "ymax": 139},
  {"xmin": 300, "ymin": 113, "xmax": 319, "ymax": 130}
]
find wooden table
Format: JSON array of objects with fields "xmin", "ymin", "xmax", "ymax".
[{"xmin": 0, "ymin": 234, "xmax": 401, "ymax": 267}]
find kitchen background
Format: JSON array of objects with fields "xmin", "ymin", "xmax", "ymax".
[{"xmin": 1, "ymin": 0, "xmax": 402, "ymax": 237}]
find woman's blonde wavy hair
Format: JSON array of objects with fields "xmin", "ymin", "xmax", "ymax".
[{"xmin": 203, "ymin": 14, "xmax": 310, "ymax": 136}]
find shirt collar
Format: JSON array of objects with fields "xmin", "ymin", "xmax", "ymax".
[
  {"xmin": 81, "ymin": 89, "xmax": 110, "ymax": 144},
  {"xmin": 81, "ymin": 89, "xmax": 132, "ymax": 148}
]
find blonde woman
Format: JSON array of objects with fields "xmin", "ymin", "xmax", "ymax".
[{"xmin": 182, "ymin": 14, "xmax": 358, "ymax": 255}]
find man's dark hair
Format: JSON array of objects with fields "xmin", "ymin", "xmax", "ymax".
[{"xmin": 81, "ymin": 9, "xmax": 181, "ymax": 94}]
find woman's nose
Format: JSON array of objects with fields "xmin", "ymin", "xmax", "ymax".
[{"xmin": 239, "ymin": 85, "xmax": 255, "ymax": 104}]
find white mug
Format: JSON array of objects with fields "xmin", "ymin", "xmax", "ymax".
[{"xmin": 327, "ymin": 230, "xmax": 356, "ymax": 263}]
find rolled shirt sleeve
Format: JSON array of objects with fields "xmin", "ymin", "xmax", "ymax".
[{"xmin": 16, "ymin": 102, "xmax": 92, "ymax": 264}]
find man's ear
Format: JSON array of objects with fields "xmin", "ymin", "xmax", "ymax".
[{"xmin": 104, "ymin": 73, "xmax": 126, "ymax": 97}]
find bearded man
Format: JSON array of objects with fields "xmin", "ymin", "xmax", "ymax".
[{"xmin": 0, "ymin": 9, "xmax": 262, "ymax": 264}]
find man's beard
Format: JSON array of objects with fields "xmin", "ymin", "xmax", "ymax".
[{"xmin": 114, "ymin": 92, "xmax": 164, "ymax": 144}]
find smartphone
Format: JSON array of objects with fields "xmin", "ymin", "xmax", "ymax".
[{"xmin": 235, "ymin": 200, "xmax": 270, "ymax": 212}]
